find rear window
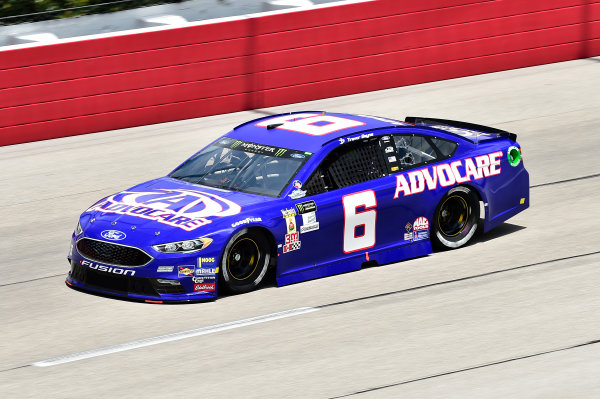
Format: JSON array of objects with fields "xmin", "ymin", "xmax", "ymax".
[
  {"xmin": 392, "ymin": 134, "xmax": 457, "ymax": 170},
  {"xmin": 430, "ymin": 137, "xmax": 458, "ymax": 157}
]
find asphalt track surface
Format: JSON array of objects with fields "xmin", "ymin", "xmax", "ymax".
[{"xmin": 1, "ymin": 58, "xmax": 600, "ymax": 398}]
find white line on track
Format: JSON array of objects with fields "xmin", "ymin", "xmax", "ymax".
[{"xmin": 32, "ymin": 307, "xmax": 319, "ymax": 367}]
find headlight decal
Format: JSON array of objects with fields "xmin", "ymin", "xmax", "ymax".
[
  {"xmin": 153, "ymin": 237, "xmax": 213, "ymax": 253},
  {"xmin": 75, "ymin": 221, "xmax": 83, "ymax": 235}
]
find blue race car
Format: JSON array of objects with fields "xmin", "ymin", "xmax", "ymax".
[{"xmin": 67, "ymin": 112, "xmax": 529, "ymax": 303}]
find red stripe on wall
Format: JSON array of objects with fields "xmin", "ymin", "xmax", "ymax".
[{"xmin": 0, "ymin": 0, "xmax": 598, "ymax": 146}]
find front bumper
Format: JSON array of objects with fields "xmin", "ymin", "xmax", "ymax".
[{"xmin": 66, "ymin": 238, "xmax": 220, "ymax": 303}]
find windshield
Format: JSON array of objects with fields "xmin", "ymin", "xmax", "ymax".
[{"xmin": 169, "ymin": 138, "xmax": 312, "ymax": 197}]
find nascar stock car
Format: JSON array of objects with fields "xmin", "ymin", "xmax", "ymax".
[{"xmin": 67, "ymin": 112, "xmax": 529, "ymax": 303}]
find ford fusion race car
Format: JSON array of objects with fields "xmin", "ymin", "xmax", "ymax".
[{"xmin": 67, "ymin": 112, "xmax": 528, "ymax": 303}]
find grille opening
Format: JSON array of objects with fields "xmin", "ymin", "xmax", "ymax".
[
  {"xmin": 71, "ymin": 262, "xmax": 161, "ymax": 297},
  {"xmin": 76, "ymin": 238, "xmax": 152, "ymax": 267}
]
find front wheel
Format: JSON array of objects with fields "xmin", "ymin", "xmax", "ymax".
[
  {"xmin": 220, "ymin": 229, "xmax": 271, "ymax": 294},
  {"xmin": 431, "ymin": 186, "xmax": 480, "ymax": 250}
]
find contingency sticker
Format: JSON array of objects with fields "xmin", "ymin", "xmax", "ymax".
[
  {"xmin": 178, "ymin": 265, "xmax": 196, "ymax": 277},
  {"xmin": 281, "ymin": 207, "xmax": 302, "ymax": 253},
  {"xmin": 404, "ymin": 217, "xmax": 429, "ymax": 242},
  {"xmin": 296, "ymin": 200, "xmax": 319, "ymax": 233},
  {"xmin": 194, "ymin": 283, "xmax": 216, "ymax": 292}
]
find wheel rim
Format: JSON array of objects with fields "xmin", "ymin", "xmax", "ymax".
[
  {"xmin": 438, "ymin": 195, "xmax": 469, "ymax": 237},
  {"xmin": 227, "ymin": 237, "xmax": 260, "ymax": 281}
]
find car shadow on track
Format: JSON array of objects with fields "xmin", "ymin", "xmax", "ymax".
[
  {"xmin": 474, "ymin": 222, "xmax": 526, "ymax": 244},
  {"xmin": 430, "ymin": 222, "xmax": 526, "ymax": 253}
]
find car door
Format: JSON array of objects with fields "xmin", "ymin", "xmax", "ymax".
[{"xmin": 276, "ymin": 134, "xmax": 403, "ymax": 280}]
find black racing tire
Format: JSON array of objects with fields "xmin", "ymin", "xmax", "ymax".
[
  {"xmin": 220, "ymin": 229, "xmax": 271, "ymax": 294},
  {"xmin": 431, "ymin": 186, "xmax": 480, "ymax": 250}
]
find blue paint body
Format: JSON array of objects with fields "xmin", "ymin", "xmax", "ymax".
[{"xmin": 67, "ymin": 112, "xmax": 529, "ymax": 302}]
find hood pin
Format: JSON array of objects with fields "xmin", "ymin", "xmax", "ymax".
[
  {"xmin": 155, "ymin": 231, "xmax": 160, "ymax": 236},
  {"xmin": 131, "ymin": 226, "xmax": 136, "ymax": 230},
  {"xmin": 111, "ymin": 221, "xmax": 117, "ymax": 225}
]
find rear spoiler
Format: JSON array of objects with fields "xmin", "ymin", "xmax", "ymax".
[{"xmin": 405, "ymin": 117, "xmax": 517, "ymax": 143}]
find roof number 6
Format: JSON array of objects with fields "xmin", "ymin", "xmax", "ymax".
[{"xmin": 256, "ymin": 113, "xmax": 365, "ymax": 136}]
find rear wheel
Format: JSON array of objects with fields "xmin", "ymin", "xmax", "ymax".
[
  {"xmin": 431, "ymin": 186, "xmax": 479, "ymax": 250},
  {"xmin": 220, "ymin": 229, "xmax": 271, "ymax": 294}
]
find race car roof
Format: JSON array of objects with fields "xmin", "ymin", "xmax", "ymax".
[{"xmin": 226, "ymin": 112, "xmax": 409, "ymax": 152}]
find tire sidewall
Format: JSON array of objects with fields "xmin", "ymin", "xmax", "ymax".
[
  {"xmin": 432, "ymin": 186, "xmax": 479, "ymax": 250},
  {"xmin": 220, "ymin": 229, "xmax": 270, "ymax": 294}
]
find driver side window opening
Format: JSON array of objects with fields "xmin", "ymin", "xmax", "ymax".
[{"xmin": 304, "ymin": 137, "xmax": 388, "ymax": 196}]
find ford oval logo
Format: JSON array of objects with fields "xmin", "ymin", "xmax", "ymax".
[{"xmin": 101, "ymin": 230, "xmax": 126, "ymax": 241}]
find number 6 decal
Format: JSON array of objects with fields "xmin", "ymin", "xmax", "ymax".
[{"xmin": 342, "ymin": 190, "xmax": 377, "ymax": 253}]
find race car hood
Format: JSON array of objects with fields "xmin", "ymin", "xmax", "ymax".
[{"xmin": 79, "ymin": 177, "xmax": 277, "ymax": 246}]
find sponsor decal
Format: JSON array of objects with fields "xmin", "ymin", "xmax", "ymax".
[
  {"xmin": 302, "ymin": 212, "xmax": 317, "ymax": 226},
  {"xmin": 283, "ymin": 241, "xmax": 301, "ymax": 253},
  {"xmin": 195, "ymin": 267, "xmax": 218, "ymax": 276},
  {"xmin": 194, "ymin": 283, "xmax": 216, "ymax": 292},
  {"xmin": 87, "ymin": 188, "xmax": 242, "ymax": 231},
  {"xmin": 289, "ymin": 189, "xmax": 307, "ymax": 199},
  {"xmin": 391, "ymin": 166, "xmax": 399, "ymax": 172},
  {"xmin": 192, "ymin": 276, "xmax": 215, "ymax": 284},
  {"xmin": 300, "ymin": 223, "xmax": 319, "ymax": 234},
  {"xmin": 296, "ymin": 200, "xmax": 319, "ymax": 233},
  {"xmin": 413, "ymin": 217, "xmax": 429, "ymax": 231},
  {"xmin": 393, "ymin": 151, "xmax": 503, "ymax": 198},
  {"xmin": 507, "ymin": 146, "xmax": 521, "ymax": 167},
  {"xmin": 229, "ymin": 140, "xmax": 283, "ymax": 156},
  {"xmin": 157, "ymin": 266, "xmax": 174, "ymax": 272},
  {"xmin": 198, "ymin": 257, "xmax": 215, "ymax": 267},
  {"xmin": 285, "ymin": 232, "xmax": 299, "ymax": 244},
  {"xmin": 295, "ymin": 200, "xmax": 317, "ymax": 214},
  {"xmin": 231, "ymin": 217, "xmax": 262, "ymax": 227},
  {"xmin": 80, "ymin": 260, "xmax": 135, "ymax": 276},
  {"xmin": 281, "ymin": 208, "xmax": 297, "ymax": 218},
  {"xmin": 100, "ymin": 230, "xmax": 126, "ymax": 241},
  {"xmin": 414, "ymin": 230, "xmax": 429, "ymax": 241},
  {"xmin": 388, "ymin": 156, "xmax": 397, "ymax": 163},
  {"xmin": 69, "ymin": 243, "xmax": 73, "ymax": 257},
  {"xmin": 290, "ymin": 153, "xmax": 305, "ymax": 159},
  {"xmin": 293, "ymin": 180, "xmax": 303, "ymax": 189},
  {"xmin": 178, "ymin": 265, "xmax": 196, "ymax": 277},
  {"xmin": 286, "ymin": 217, "xmax": 297, "ymax": 234},
  {"xmin": 403, "ymin": 217, "xmax": 429, "ymax": 242},
  {"xmin": 385, "ymin": 146, "xmax": 394, "ymax": 153}
]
